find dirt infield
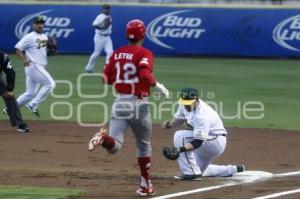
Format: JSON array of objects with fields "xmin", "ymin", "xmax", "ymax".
[{"xmin": 0, "ymin": 121, "xmax": 300, "ymax": 199}]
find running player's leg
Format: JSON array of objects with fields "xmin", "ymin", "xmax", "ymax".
[
  {"xmin": 103, "ymin": 99, "xmax": 132, "ymax": 153},
  {"xmin": 130, "ymin": 102, "xmax": 154, "ymax": 192},
  {"xmin": 85, "ymin": 34, "xmax": 105, "ymax": 72},
  {"xmin": 104, "ymin": 37, "xmax": 113, "ymax": 64},
  {"xmin": 130, "ymin": 103, "xmax": 152, "ymax": 157},
  {"xmin": 17, "ymin": 69, "xmax": 38, "ymax": 107},
  {"xmin": 27, "ymin": 66, "xmax": 55, "ymax": 110},
  {"xmin": 173, "ymin": 130, "xmax": 202, "ymax": 176},
  {"xmin": 107, "ymin": 118, "xmax": 129, "ymax": 154}
]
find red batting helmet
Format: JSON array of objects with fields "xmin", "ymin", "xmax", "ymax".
[{"xmin": 126, "ymin": 19, "xmax": 146, "ymax": 40}]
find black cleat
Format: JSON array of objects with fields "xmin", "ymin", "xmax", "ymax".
[
  {"xmin": 26, "ymin": 104, "xmax": 40, "ymax": 117},
  {"xmin": 17, "ymin": 123, "xmax": 30, "ymax": 133},
  {"xmin": 236, "ymin": 164, "xmax": 245, "ymax": 173},
  {"xmin": 85, "ymin": 70, "xmax": 93, "ymax": 73}
]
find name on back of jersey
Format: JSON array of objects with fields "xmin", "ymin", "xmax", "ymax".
[{"xmin": 114, "ymin": 53, "xmax": 133, "ymax": 61}]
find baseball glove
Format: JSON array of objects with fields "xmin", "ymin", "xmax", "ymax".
[
  {"xmin": 163, "ymin": 146, "xmax": 180, "ymax": 160},
  {"xmin": 103, "ymin": 17, "xmax": 112, "ymax": 29},
  {"xmin": 47, "ymin": 36, "xmax": 57, "ymax": 56}
]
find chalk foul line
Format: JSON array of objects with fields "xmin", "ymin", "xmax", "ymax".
[{"xmin": 151, "ymin": 170, "xmax": 300, "ymax": 199}]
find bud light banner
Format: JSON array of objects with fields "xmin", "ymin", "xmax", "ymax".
[{"xmin": 1, "ymin": 3, "xmax": 300, "ymax": 57}]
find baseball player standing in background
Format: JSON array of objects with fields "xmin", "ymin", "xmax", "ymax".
[
  {"xmin": 162, "ymin": 88, "xmax": 245, "ymax": 180},
  {"xmin": 85, "ymin": 4, "xmax": 113, "ymax": 73},
  {"xmin": 15, "ymin": 16, "xmax": 56, "ymax": 117},
  {"xmin": 88, "ymin": 19, "xmax": 170, "ymax": 196},
  {"xmin": 0, "ymin": 51, "xmax": 29, "ymax": 132}
]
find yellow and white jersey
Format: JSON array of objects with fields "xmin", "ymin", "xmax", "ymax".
[
  {"xmin": 15, "ymin": 31, "xmax": 48, "ymax": 66},
  {"xmin": 174, "ymin": 99, "xmax": 226, "ymax": 140}
]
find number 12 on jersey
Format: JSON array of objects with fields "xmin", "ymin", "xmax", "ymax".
[{"xmin": 115, "ymin": 62, "xmax": 139, "ymax": 84}]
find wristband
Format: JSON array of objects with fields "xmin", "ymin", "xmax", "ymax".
[{"xmin": 179, "ymin": 147, "xmax": 186, "ymax": 153}]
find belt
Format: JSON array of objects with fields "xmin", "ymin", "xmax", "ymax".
[
  {"xmin": 118, "ymin": 93, "xmax": 147, "ymax": 100},
  {"xmin": 99, "ymin": 34, "xmax": 110, "ymax": 36},
  {"xmin": 210, "ymin": 134, "xmax": 227, "ymax": 137},
  {"xmin": 206, "ymin": 134, "xmax": 227, "ymax": 142}
]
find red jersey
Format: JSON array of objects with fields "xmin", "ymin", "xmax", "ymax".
[{"xmin": 103, "ymin": 45, "xmax": 156, "ymax": 98}]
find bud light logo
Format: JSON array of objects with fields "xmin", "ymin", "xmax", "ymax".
[
  {"xmin": 273, "ymin": 15, "xmax": 300, "ymax": 52},
  {"xmin": 146, "ymin": 10, "xmax": 206, "ymax": 50},
  {"xmin": 15, "ymin": 10, "xmax": 75, "ymax": 39}
]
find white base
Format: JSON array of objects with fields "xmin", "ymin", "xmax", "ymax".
[{"xmin": 230, "ymin": 171, "xmax": 274, "ymax": 183}]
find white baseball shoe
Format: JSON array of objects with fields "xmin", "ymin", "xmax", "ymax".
[{"xmin": 88, "ymin": 127, "xmax": 108, "ymax": 151}]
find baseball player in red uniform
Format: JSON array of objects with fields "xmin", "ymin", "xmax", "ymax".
[{"xmin": 88, "ymin": 19, "xmax": 169, "ymax": 196}]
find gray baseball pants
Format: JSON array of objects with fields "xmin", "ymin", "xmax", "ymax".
[{"xmin": 108, "ymin": 95, "xmax": 152, "ymax": 157}]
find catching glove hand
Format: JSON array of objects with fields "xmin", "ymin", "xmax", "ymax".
[
  {"xmin": 103, "ymin": 17, "xmax": 112, "ymax": 28},
  {"xmin": 163, "ymin": 146, "xmax": 180, "ymax": 160},
  {"xmin": 47, "ymin": 36, "xmax": 57, "ymax": 56}
]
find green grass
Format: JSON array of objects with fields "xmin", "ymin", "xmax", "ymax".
[
  {"xmin": 0, "ymin": 186, "xmax": 83, "ymax": 199},
  {"xmin": 1, "ymin": 55, "xmax": 299, "ymax": 130}
]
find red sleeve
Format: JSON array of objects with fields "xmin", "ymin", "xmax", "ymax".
[
  {"xmin": 139, "ymin": 50, "xmax": 156, "ymax": 86},
  {"xmin": 103, "ymin": 58, "xmax": 114, "ymax": 84}
]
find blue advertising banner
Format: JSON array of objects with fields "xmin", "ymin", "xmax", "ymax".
[{"xmin": 0, "ymin": 3, "xmax": 300, "ymax": 57}]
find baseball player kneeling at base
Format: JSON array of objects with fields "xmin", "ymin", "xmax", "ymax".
[
  {"xmin": 88, "ymin": 19, "xmax": 169, "ymax": 196},
  {"xmin": 162, "ymin": 87, "xmax": 245, "ymax": 180}
]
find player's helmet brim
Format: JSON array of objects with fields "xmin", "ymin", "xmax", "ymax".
[{"xmin": 178, "ymin": 98, "xmax": 196, "ymax": 105}]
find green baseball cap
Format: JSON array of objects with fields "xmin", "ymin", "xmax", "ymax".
[
  {"xmin": 178, "ymin": 87, "xmax": 198, "ymax": 105},
  {"xmin": 33, "ymin": 16, "xmax": 45, "ymax": 24},
  {"xmin": 102, "ymin": 4, "xmax": 110, "ymax": 9}
]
